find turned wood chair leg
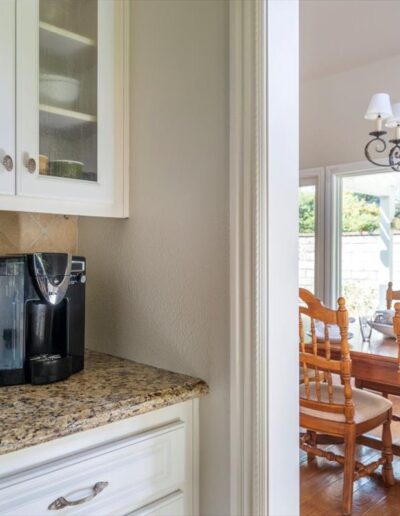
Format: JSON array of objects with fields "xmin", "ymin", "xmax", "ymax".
[
  {"xmin": 306, "ymin": 430, "xmax": 317, "ymax": 462},
  {"xmin": 380, "ymin": 393, "xmax": 400, "ymax": 421},
  {"xmin": 342, "ymin": 425, "xmax": 356, "ymax": 516},
  {"xmin": 381, "ymin": 415, "xmax": 395, "ymax": 486}
]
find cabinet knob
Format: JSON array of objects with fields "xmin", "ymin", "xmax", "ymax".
[
  {"xmin": 2, "ymin": 155, "xmax": 13, "ymax": 172},
  {"xmin": 26, "ymin": 157, "xmax": 36, "ymax": 174}
]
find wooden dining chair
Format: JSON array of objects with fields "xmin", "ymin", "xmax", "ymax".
[
  {"xmin": 299, "ymin": 288, "xmax": 395, "ymax": 516},
  {"xmin": 386, "ymin": 281, "xmax": 400, "ymax": 310},
  {"xmin": 386, "ymin": 281, "xmax": 400, "ymax": 372}
]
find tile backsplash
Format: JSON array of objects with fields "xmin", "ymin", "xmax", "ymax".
[{"xmin": 0, "ymin": 212, "xmax": 78, "ymax": 255}]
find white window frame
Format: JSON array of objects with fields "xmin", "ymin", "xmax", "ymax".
[
  {"xmin": 326, "ymin": 159, "xmax": 391, "ymax": 306},
  {"xmin": 299, "ymin": 167, "xmax": 325, "ymax": 301}
]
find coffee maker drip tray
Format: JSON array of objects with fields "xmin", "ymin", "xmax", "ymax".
[
  {"xmin": 28, "ymin": 354, "xmax": 72, "ymax": 385},
  {"xmin": 30, "ymin": 354, "xmax": 62, "ymax": 362}
]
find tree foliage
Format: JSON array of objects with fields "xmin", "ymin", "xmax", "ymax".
[
  {"xmin": 299, "ymin": 191, "xmax": 315, "ymax": 233},
  {"xmin": 299, "ymin": 191, "xmax": 380, "ymax": 234},
  {"xmin": 342, "ymin": 192, "xmax": 379, "ymax": 234}
]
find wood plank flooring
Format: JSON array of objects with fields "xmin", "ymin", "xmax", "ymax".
[{"xmin": 301, "ymin": 397, "xmax": 400, "ymax": 515}]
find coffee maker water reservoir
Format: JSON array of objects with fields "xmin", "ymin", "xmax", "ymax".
[{"xmin": 0, "ymin": 257, "xmax": 25, "ymax": 385}]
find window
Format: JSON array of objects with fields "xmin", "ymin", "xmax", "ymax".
[
  {"xmin": 337, "ymin": 170, "xmax": 400, "ymax": 313},
  {"xmin": 299, "ymin": 168, "xmax": 324, "ymax": 299},
  {"xmin": 299, "ymin": 184, "xmax": 316, "ymax": 294},
  {"xmin": 300, "ymin": 163, "xmax": 400, "ymax": 313}
]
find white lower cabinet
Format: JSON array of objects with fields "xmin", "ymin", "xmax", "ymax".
[
  {"xmin": 0, "ymin": 400, "xmax": 199, "ymax": 516},
  {"xmin": 129, "ymin": 491, "xmax": 185, "ymax": 516}
]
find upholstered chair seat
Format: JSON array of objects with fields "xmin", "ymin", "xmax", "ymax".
[{"xmin": 300, "ymin": 382, "xmax": 392, "ymax": 423}]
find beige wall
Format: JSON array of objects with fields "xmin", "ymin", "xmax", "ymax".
[
  {"xmin": 300, "ymin": 54, "xmax": 400, "ymax": 169},
  {"xmin": 0, "ymin": 212, "xmax": 77, "ymax": 254},
  {"xmin": 78, "ymin": 1, "xmax": 229, "ymax": 514}
]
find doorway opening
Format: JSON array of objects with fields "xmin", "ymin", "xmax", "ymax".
[{"xmin": 299, "ymin": 1, "xmax": 400, "ymax": 514}]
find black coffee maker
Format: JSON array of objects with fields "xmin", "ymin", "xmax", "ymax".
[{"xmin": 0, "ymin": 253, "xmax": 86, "ymax": 386}]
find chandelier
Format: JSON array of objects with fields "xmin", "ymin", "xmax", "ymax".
[{"xmin": 365, "ymin": 93, "xmax": 400, "ymax": 171}]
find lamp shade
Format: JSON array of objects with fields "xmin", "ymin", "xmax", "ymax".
[
  {"xmin": 386, "ymin": 102, "xmax": 400, "ymax": 127},
  {"xmin": 365, "ymin": 93, "xmax": 393, "ymax": 120}
]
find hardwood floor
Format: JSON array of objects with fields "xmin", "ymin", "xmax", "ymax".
[{"xmin": 301, "ymin": 397, "xmax": 400, "ymax": 515}]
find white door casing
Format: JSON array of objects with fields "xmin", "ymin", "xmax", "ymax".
[{"xmin": 230, "ymin": 1, "xmax": 299, "ymax": 515}]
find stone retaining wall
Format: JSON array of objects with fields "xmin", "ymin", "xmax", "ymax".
[{"xmin": 299, "ymin": 233, "xmax": 400, "ymax": 309}]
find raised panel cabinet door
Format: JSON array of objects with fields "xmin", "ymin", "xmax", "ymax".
[
  {"xmin": 0, "ymin": 0, "xmax": 16, "ymax": 195},
  {"xmin": 15, "ymin": 0, "xmax": 128, "ymax": 216}
]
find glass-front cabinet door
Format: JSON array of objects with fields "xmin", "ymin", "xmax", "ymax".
[
  {"xmin": 38, "ymin": 0, "xmax": 98, "ymax": 183},
  {"xmin": 0, "ymin": 0, "xmax": 15, "ymax": 196},
  {"xmin": 15, "ymin": 0, "xmax": 128, "ymax": 217}
]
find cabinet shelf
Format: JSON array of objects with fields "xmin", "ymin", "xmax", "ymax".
[
  {"xmin": 40, "ymin": 104, "xmax": 97, "ymax": 130},
  {"xmin": 39, "ymin": 22, "xmax": 96, "ymax": 57}
]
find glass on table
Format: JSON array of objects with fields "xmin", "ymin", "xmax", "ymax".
[{"xmin": 358, "ymin": 313, "xmax": 373, "ymax": 343}]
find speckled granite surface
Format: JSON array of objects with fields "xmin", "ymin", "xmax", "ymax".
[{"xmin": 0, "ymin": 349, "xmax": 208, "ymax": 456}]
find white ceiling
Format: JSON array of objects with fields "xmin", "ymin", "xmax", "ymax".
[{"xmin": 300, "ymin": 0, "xmax": 400, "ymax": 82}]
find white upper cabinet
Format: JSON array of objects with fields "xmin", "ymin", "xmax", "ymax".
[
  {"xmin": 0, "ymin": 0, "xmax": 16, "ymax": 196},
  {"xmin": 0, "ymin": 0, "xmax": 129, "ymax": 218}
]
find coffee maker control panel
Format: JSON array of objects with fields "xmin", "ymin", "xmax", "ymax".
[
  {"xmin": 71, "ymin": 259, "xmax": 85, "ymax": 273},
  {"xmin": 70, "ymin": 258, "xmax": 86, "ymax": 284}
]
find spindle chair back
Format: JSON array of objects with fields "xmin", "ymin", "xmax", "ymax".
[
  {"xmin": 299, "ymin": 288, "xmax": 354, "ymax": 423},
  {"xmin": 386, "ymin": 281, "xmax": 400, "ymax": 310}
]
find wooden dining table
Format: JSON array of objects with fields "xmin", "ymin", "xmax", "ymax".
[
  {"xmin": 308, "ymin": 321, "xmax": 400, "ymax": 455},
  {"xmin": 344, "ymin": 322, "xmax": 400, "ymax": 393}
]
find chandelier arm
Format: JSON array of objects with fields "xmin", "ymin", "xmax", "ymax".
[
  {"xmin": 364, "ymin": 134, "xmax": 390, "ymax": 168},
  {"xmin": 389, "ymin": 141, "xmax": 400, "ymax": 171}
]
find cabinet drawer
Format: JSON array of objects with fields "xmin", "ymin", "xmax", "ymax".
[
  {"xmin": 0, "ymin": 422, "xmax": 185, "ymax": 516},
  {"xmin": 130, "ymin": 490, "xmax": 185, "ymax": 516}
]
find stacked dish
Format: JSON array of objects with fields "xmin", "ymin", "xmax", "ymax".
[
  {"xmin": 369, "ymin": 310, "xmax": 395, "ymax": 338},
  {"xmin": 48, "ymin": 160, "xmax": 84, "ymax": 179},
  {"xmin": 40, "ymin": 74, "xmax": 80, "ymax": 109}
]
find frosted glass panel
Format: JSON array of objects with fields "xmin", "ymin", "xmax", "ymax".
[{"xmin": 39, "ymin": 0, "xmax": 98, "ymax": 182}]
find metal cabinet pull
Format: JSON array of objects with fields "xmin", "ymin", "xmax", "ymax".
[
  {"xmin": 48, "ymin": 481, "xmax": 109, "ymax": 510},
  {"xmin": 2, "ymin": 155, "xmax": 13, "ymax": 172},
  {"xmin": 25, "ymin": 157, "xmax": 36, "ymax": 173}
]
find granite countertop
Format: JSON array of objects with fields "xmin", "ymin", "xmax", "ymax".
[{"xmin": 0, "ymin": 350, "xmax": 208, "ymax": 456}]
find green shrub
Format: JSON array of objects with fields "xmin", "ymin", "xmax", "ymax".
[
  {"xmin": 342, "ymin": 281, "xmax": 378, "ymax": 315},
  {"xmin": 299, "ymin": 191, "xmax": 315, "ymax": 234},
  {"xmin": 342, "ymin": 192, "xmax": 379, "ymax": 234}
]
